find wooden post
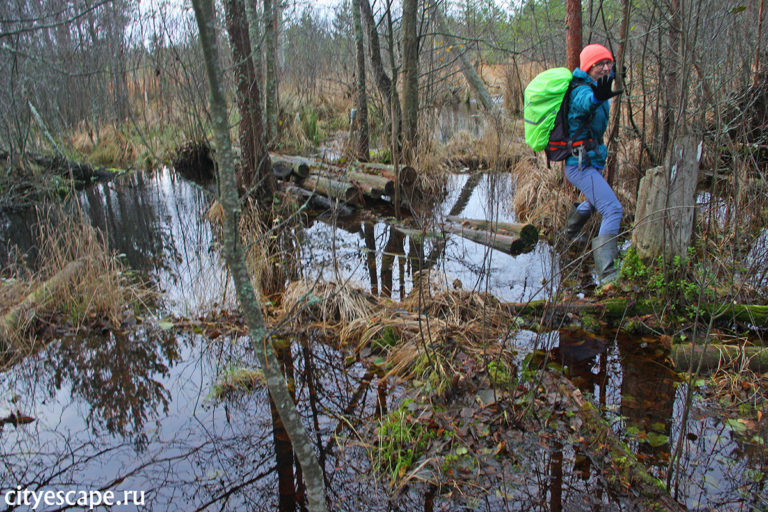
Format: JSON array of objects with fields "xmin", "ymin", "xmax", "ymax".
[{"xmin": 631, "ymin": 133, "xmax": 700, "ymax": 261}]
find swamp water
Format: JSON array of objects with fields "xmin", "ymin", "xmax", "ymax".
[{"xmin": 0, "ymin": 168, "xmax": 764, "ymax": 510}]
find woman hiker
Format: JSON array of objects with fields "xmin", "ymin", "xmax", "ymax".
[{"xmin": 563, "ymin": 43, "xmax": 624, "ymax": 285}]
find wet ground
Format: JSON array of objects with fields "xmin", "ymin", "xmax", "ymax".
[{"xmin": 0, "ymin": 167, "xmax": 766, "ymax": 510}]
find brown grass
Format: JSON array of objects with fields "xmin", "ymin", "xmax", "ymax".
[
  {"xmin": 277, "ymin": 277, "xmax": 511, "ymax": 389},
  {"xmin": 1, "ymin": 207, "xmax": 155, "ymax": 362},
  {"xmin": 512, "ymin": 155, "xmax": 576, "ymax": 234}
]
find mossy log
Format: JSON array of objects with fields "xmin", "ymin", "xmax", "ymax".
[
  {"xmin": 504, "ymin": 298, "xmax": 768, "ymax": 330},
  {"xmin": 549, "ymin": 373, "xmax": 685, "ymax": 511},
  {"xmin": 1, "ymin": 259, "xmax": 86, "ymax": 345},
  {"xmin": 671, "ymin": 343, "xmax": 768, "ymax": 373}
]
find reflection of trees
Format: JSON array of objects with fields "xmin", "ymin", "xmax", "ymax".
[
  {"xmin": 79, "ymin": 169, "xmax": 214, "ymax": 277},
  {"xmin": 618, "ymin": 336, "xmax": 677, "ymax": 461},
  {"xmin": 46, "ymin": 329, "xmax": 180, "ymax": 445}
]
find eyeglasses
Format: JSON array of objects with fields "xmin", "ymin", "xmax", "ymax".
[{"xmin": 592, "ymin": 60, "xmax": 613, "ymax": 69}]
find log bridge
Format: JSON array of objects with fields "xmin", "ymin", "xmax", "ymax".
[{"xmin": 271, "ymin": 154, "xmax": 416, "ymax": 209}]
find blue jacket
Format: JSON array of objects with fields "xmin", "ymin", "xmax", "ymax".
[{"xmin": 566, "ymin": 68, "xmax": 611, "ymax": 169}]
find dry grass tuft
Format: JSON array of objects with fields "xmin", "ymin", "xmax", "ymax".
[
  {"xmin": 512, "ymin": 155, "xmax": 576, "ymax": 234},
  {"xmin": 279, "ymin": 279, "xmax": 379, "ymax": 335},
  {"xmin": 68, "ymin": 124, "xmax": 140, "ymax": 166},
  {"xmin": 277, "ymin": 277, "xmax": 512, "ymax": 390}
]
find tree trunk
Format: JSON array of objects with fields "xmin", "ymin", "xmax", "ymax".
[
  {"xmin": 352, "ymin": 0, "xmax": 370, "ymax": 161},
  {"xmin": 401, "ymin": 0, "xmax": 419, "ymax": 160},
  {"xmin": 660, "ymin": 0, "xmax": 681, "ymax": 157},
  {"xmin": 223, "ymin": 0, "xmax": 274, "ymax": 199},
  {"xmin": 631, "ymin": 133, "xmax": 699, "ymax": 261},
  {"xmin": 190, "ymin": 2, "xmax": 327, "ymax": 510},
  {"xmin": 566, "ymin": 0, "xmax": 582, "ymax": 70},
  {"xmin": 360, "ymin": 0, "xmax": 401, "ymax": 151},
  {"xmin": 605, "ymin": 0, "xmax": 630, "ymax": 186},
  {"xmin": 754, "ymin": 0, "xmax": 766, "ymax": 87},
  {"xmin": 264, "ymin": 0, "xmax": 279, "ymax": 146}
]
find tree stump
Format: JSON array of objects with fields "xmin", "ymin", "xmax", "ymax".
[{"xmin": 632, "ymin": 134, "xmax": 700, "ymax": 261}]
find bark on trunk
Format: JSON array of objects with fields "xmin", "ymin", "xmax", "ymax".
[
  {"xmin": 401, "ymin": 0, "xmax": 419, "ymax": 159},
  {"xmin": 264, "ymin": 0, "xmax": 279, "ymax": 146},
  {"xmin": 190, "ymin": 2, "xmax": 327, "ymax": 510},
  {"xmin": 605, "ymin": 0, "xmax": 630, "ymax": 187},
  {"xmin": 360, "ymin": 0, "xmax": 401, "ymax": 151},
  {"xmin": 565, "ymin": 0, "xmax": 582, "ymax": 71},
  {"xmin": 352, "ymin": 0, "xmax": 370, "ymax": 161},
  {"xmin": 223, "ymin": 0, "xmax": 274, "ymax": 198}
]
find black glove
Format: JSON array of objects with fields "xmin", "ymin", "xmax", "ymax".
[{"xmin": 590, "ymin": 74, "xmax": 623, "ymax": 102}]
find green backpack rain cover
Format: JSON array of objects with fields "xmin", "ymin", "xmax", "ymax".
[{"xmin": 523, "ymin": 68, "xmax": 573, "ymax": 152}]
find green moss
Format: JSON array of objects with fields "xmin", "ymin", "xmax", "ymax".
[
  {"xmin": 373, "ymin": 399, "xmax": 436, "ymax": 487},
  {"xmin": 488, "ymin": 359, "xmax": 512, "ymax": 388}
]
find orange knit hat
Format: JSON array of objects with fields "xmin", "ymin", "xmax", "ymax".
[{"xmin": 579, "ymin": 44, "xmax": 613, "ymax": 72}]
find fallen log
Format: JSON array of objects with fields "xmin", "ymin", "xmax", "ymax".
[
  {"xmin": 671, "ymin": 343, "xmax": 768, "ymax": 373},
  {"xmin": 282, "ymin": 183, "xmax": 356, "ymax": 217},
  {"xmin": 1, "ymin": 258, "xmax": 86, "ymax": 345},
  {"xmin": 443, "ymin": 221, "xmax": 537, "ymax": 254},
  {"xmin": 446, "ymin": 216, "xmax": 538, "ymax": 245},
  {"xmin": 356, "ymin": 162, "xmax": 417, "ymax": 186},
  {"xmin": 271, "ymin": 154, "xmax": 310, "ymax": 180},
  {"xmin": 28, "ymin": 153, "xmax": 115, "ymax": 184},
  {"xmin": 504, "ymin": 298, "xmax": 768, "ymax": 330},
  {"xmin": 301, "ymin": 176, "xmax": 361, "ymax": 206},
  {"xmin": 347, "ymin": 170, "xmax": 395, "ymax": 196}
]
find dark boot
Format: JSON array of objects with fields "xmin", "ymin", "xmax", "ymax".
[
  {"xmin": 564, "ymin": 204, "xmax": 591, "ymax": 241},
  {"xmin": 591, "ymin": 234, "xmax": 619, "ymax": 285}
]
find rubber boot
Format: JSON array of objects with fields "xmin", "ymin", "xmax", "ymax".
[
  {"xmin": 591, "ymin": 234, "xmax": 619, "ymax": 286},
  {"xmin": 564, "ymin": 204, "xmax": 591, "ymax": 242}
]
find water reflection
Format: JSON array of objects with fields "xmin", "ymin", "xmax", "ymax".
[
  {"xmin": 78, "ymin": 168, "xmax": 234, "ymax": 315},
  {"xmin": 0, "ymin": 167, "xmax": 762, "ymax": 509},
  {"xmin": 48, "ymin": 329, "xmax": 181, "ymax": 446}
]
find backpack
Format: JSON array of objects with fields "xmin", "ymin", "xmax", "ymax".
[{"xmin": 523, "ymin": 67, "xmax": 594, "ymax": 164}]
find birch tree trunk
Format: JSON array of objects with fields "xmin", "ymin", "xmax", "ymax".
[{"xmin": 190, "ymin": 1, "xmax": 327, "ymax": 510}]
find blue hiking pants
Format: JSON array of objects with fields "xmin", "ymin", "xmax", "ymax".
[{"xmin": 564, "ymin": 164, "xmax": 623, "ymax": 236}]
